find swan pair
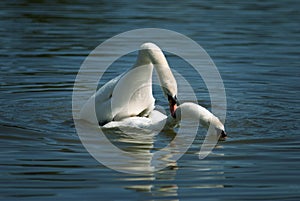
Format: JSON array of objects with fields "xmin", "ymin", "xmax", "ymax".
[{"xmin": 80, "ymin": 43, "xmax": 226, "ymax": 138}]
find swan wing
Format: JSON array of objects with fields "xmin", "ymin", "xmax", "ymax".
[
  {"xmin": 80, "ymin": 63, "xmax": 155, "ymax": 124},
  {"xmin": 111, "ymin": 63, "xmax": 155, "ymax": 121},
  {"xmin": 79, "ymin": 74, "xmax": 121, "ymax": 124}
]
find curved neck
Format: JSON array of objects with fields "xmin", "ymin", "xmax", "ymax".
[{"xmin": 134, "ymin": 45, "xmax": 177, "ymax": 98}]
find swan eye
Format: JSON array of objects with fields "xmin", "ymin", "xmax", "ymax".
[
  {"xmin": 174, "ymin": 95, "xmax": 178, "ymax": 104},
  {"xmin": 167, "ymin": 94, "xmax": 178, "ymax": 105}
]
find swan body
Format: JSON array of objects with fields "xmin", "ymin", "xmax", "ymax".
[
  {"xmin": 103, "ymin": 102, "xmax": 226, "ymax": 137},
  {"xmin": 103, "ymin": 110, "xmax": 167, "ymax": 131},
  {"xmin": 80, "ymin": 43, "xmax": 177, "ymax": 125}
]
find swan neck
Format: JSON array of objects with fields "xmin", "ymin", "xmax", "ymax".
[{"xmin": 135, "ymin": 43, "xmax": 177, "ymax": 99}]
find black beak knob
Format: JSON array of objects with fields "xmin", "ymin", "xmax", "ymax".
[{"xmin": 221, "ymin": 130, "xmax": 227, "ymax": 138}]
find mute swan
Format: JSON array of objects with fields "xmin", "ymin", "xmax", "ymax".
[
  {"xmin": 104, "ymin": 102, "xmax": 227, "ymax": 138},
  {"xmin": 80, "ymin": 43, "xmax": 178, "ymax": 125}
]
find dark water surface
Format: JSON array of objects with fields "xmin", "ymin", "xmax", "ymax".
[{"xmin": 1, "ymin": 1, "xmax": 300, "ymax": 200}]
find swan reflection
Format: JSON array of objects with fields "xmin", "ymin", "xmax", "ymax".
[
  {"xmin": 75, "ymin": 119, "xmax": 225, "ymax": 200},
  {"xmin": 75, "ymin": 119, "xmax": 180, "ymax": 174}
]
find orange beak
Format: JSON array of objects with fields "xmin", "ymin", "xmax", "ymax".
[{"xmin": 169, "ymin": 99, "xmax": 177, "ymax": 117}]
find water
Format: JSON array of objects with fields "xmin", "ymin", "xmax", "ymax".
[{"xmin": 1, "ymin": 0, "xmax": 300, "ymax": 200}]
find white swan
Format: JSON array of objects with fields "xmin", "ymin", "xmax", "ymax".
[
  {"xmin": 80, "ymin": 43, "xmax": 178, "ymax": 125},
  {"xmin": 103, "ymin": 102, "xmax": 227, "ymax": 138}
]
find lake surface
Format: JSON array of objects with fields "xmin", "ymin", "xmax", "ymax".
[{"xmin": 1, "ymin": 1, "xmax": 299, "ymax": 200}]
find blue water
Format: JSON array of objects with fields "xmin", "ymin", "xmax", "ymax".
[{"xmin": 1, "ymin": 1, "xmax": 299, "ymax": 200}]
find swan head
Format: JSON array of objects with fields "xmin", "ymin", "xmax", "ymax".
[
  {"xmin": 210, "ymin": 116, "xmax": 227, "ymax": 138},
  {"xmin": 173, "ymin": 102, "xmax": 227, "ymax": 138}
]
